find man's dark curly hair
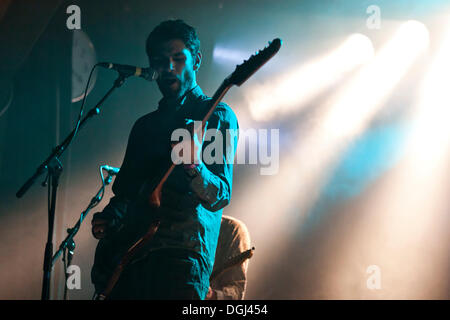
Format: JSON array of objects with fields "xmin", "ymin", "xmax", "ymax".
[{"xmin": 146, "ymin": 19, "xmax": 200, "ymax": 59}]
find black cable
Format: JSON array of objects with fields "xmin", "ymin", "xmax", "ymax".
[
  {"xmin": 62, "ymin": 247, "xmax": 68, "ymax": 300},
  {"xmin": 99, "ymin": 166, "xmax": 106, "ymax": 204},
  {"xmin": 68, "ymin": 63, "xmax": 101, "ymax": 148}
]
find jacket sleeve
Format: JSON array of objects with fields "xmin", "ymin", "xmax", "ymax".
[{"xmin": 189, "ymin": 104, "xmax": 239, "ymax": 212}]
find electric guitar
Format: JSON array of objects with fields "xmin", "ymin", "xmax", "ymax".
[{"xmin": 93, "ymin": 39, "xmax": 282, "ymax": 300}]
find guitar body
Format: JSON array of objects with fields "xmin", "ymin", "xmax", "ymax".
[{"xmin": 91, "ymin": 183, "xmax": 160, "ymax": 295}]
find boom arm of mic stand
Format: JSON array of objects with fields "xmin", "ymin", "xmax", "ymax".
[{"xmin": 16, "ymin": 73, "xmax": 127, "ymax": 198}]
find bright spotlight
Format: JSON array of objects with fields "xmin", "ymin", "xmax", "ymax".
[
  {"xmin": 406, "ymin": 17, "xmax": 450, "ymax": 176},
  {"xmin": 327, "ymin": 21, "xmax": 450, "ymax": 300},
  {"xmin": 229, "ymin": 21, "xmax": 431, "ymax": 299},
  {"xmin": 232, "ymin": 22, "xmax": 429, "ymax": 266},
  {"xmin": 245, "ymin": 20, "xmax": 430, "ymax": 250},
  {"xmin": 322, "ymin": 20, "xmax": 429, "ymax": 137},
  {"xmin": 247, "ymin": 34, "xmax": 374, "ymax": 122},
  {"xmin": 213, "ymin": 46, "xmax": 250, "ymax": 64},
  {"xmin": 408, "ymin": 18, "xmax": 450, "ymax": 158}
]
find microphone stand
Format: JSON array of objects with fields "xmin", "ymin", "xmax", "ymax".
[
  {"xmin": 15, "ymin": 72, "xmax": 128, "ymax": 300},
  {"xmin": 53, "ymin": 170, "xmax": 115, "ymax": 300},
  {"xmin": 62, "ymin": 239, "xmax": 75, "ymax": 301}
]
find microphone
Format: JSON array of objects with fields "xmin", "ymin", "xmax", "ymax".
[
  {"xmin": 98, "ymin": 62, "xmax": 157, "ymax": 81},
  {"xmin": 101, "ymin": 165, "xmax": 120, "ymax": 176}
]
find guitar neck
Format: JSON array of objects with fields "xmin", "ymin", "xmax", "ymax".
[
  {"xmin": 201, "ymin": 81, "xmax": 232, "ymax": 127},
  {"xmin": 210, "ymin": 247, "xmax": 254, "ymax": 281}
]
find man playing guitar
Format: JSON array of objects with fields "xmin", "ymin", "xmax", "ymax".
[{"xmin": 91, "ymin": 19, "xmax": 239, "ymax": 300}]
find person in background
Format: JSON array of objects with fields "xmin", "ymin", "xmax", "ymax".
[{"xmin": 206, "ymin": 215, "xmax": 251, "ymax": 300}]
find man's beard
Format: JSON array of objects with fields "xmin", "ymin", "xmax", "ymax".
[{"xmin": 158, "ymin": 72, "xmax": 194, "ymax": 99}]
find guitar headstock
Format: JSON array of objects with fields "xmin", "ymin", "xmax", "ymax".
[
  {"xmin": 228, "ymin": 247, "xmax": 255, "ymax": 265},
  {"xmin": 245, "ymin": 247, "xmax": 255, "ymax": 259},
  {"xmin": 226, "ymin": 38, "xmax": 282, "ymax": 87}
]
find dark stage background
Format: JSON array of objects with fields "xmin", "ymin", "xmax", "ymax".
[{"xmin": 0, "ymin": 0, "xmax": 449, "ymax": 300}]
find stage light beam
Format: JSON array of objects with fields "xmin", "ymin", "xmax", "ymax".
[
  {"xmin": 318, "ymin": 20, "xmax": 450, "ymax": 299},
  {"xmin": 234, "ymin": 22, "xmax": 430, "ymax": 297},
  {"xmin": 407, "ymin": 18, "xmax": 450, "ymax": 161},
  {"xmin": 247, "ymin": 34, "xmax": 374, "ymax": 122},
  {"xmin": 322, "ymin": 20, "xmax": 430, "ymax": 138}
]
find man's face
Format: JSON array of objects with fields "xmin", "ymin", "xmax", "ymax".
[{"xmin": 149, "ymin": 39, "xmax": 200, "ymax": 99}]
